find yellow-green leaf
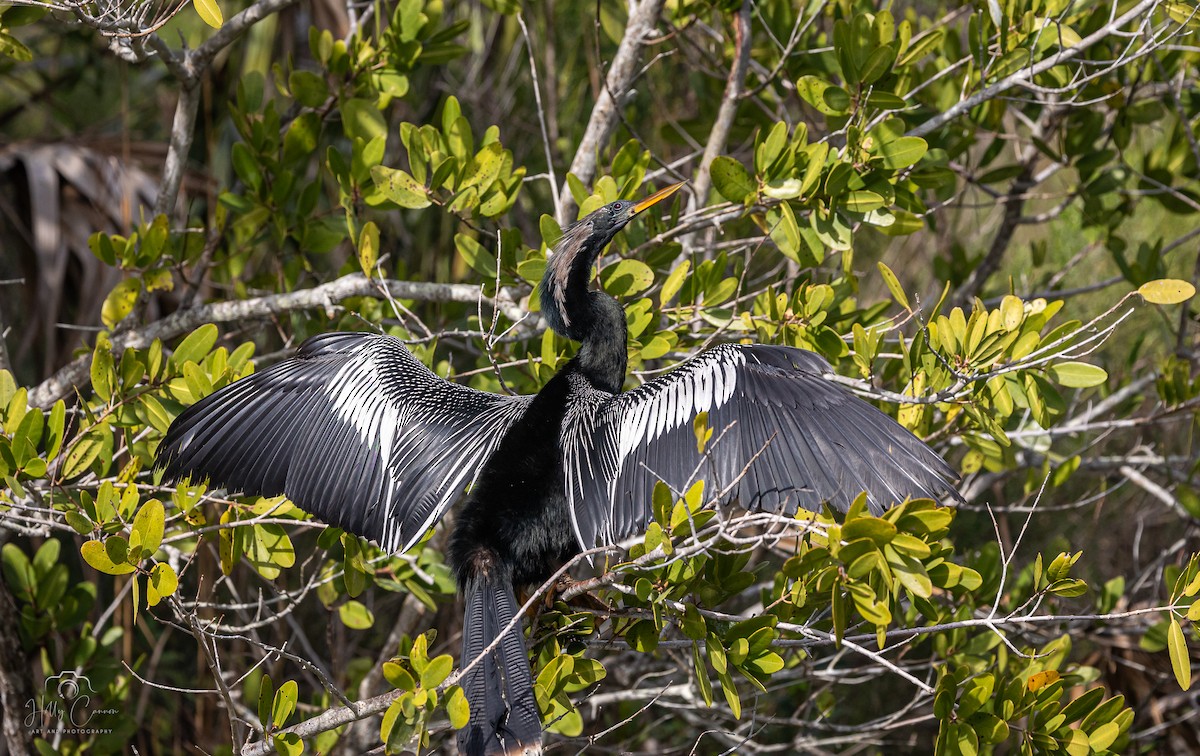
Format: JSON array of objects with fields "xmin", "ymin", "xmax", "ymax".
[
  {"xmin": 454, "ymin": 234, "xmax": 497, "ymax": 279},
  {"xmin": 339, "ymin": 600, "xmax": 374, "ymax": 629},
  {"xmin": 600, "ymin": 259, "xmax": 654, "ymax": 297},
  {"xmin": 371, "ymin": 165, "xmax": 431, "ymax": 209},
  {"xmin": 877, "ymin": 262, "xmax": 910, "ymax": 310},
  {"xmin": 1138, "ymin": 279, "xmax": 1196, "ymax": 305},
  {"xmin": 272, "ymin": 679, "xmax": 298, "ymax": 729},
  {"xmin": 999, "ymin": 295, "xmax": 1024, "ymax": 331},
  {"xmin": 132, "ymin": 499, "xmax": 165, "ymax": 557},
  {"xmin": 62, "ymin": 423, "xmax": 111, "ymax": 480},
  {"xmin": 1047, "ymin": 362, "xmax": 1108, "ymax": 388},
  {"xmin": 660, "ymin": 261, "xmax": 689, "ymax": 306},
  {"xmin": 421, "ymin": 654, "xmax": 454, "ymax": 689},
  {"xmin": 101, "ymin": 278, "xmax": 142, "ymax": 328},
  {"xmin": 193, "ymin": 0, "xmax": 223, "ymax": 28},
  {"xmin": 80, "ymin": 540, "xmax": 136, "ymax": 575},
  {"xmin": 273, "ymin": 733, "xmax": 302, "ymax": 756},
  {"xmin": 358, "ymin": 221, "xmax": 380, "ymax": 277},
  {"xmin": 1168, "ymin": 618, "xmax": 1192, "ymax": 690},
  {"xmin": 147, "ymin": 562, "xmax": 178, "ymax": 606},
  {"xmin": 446, "ymin": 686, "xmax": 470, "ymax": 729},
  {"xmin": 709, "ymin": 156, "xmax": 755, "ymax": 202}
]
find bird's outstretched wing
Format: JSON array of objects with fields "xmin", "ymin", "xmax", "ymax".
[
  {"xmin": 560, "ymin": 343, "xmax": 960, "ymax": 549},
  {"xmin": 157, "ymin": 332, "xmax": 531, "ymax": 553}
]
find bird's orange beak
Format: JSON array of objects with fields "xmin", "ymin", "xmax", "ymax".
[{"xmin": 632, "ymin": 181, "xmax": 686, "ymax": 215}]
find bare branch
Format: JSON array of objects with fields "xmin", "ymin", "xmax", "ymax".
[
  {"xmin": 27, "ymin": 273, "xmax": 530, "ymax": 408},
  {"xmin": 556, "ymin": 0, "xmax": 668, "ymax": 225},
  {"xmin": 907, "ymin": 0, "xmax": 1163, "ymax": 138},
  {"xmin": 682, "ymin": 0, "xmax": 752, "ymax": 255}
]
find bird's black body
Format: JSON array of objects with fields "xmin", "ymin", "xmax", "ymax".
[
  {"xmin": 157, "ymin": 183, "xmax": 960, "ymax": 756},
  {"xmin": 448, "ymin": 369, "xmax": 577, "ymax": 587}
]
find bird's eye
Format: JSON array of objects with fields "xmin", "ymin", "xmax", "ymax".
[{"xmin": 613, "ymin": 201, "xmax": 626, "ymax": 210}]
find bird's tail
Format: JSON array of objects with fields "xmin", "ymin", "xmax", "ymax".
[{"xmin": 457, "ymin": 564, "xmax": 542, "ymax": 756}]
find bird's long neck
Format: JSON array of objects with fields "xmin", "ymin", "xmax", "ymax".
[
  {"xmin": 540, "ymin": 223, "xmax": 628, "ymax": 393},
  {"xmin": 541, "ymin": 223, "xmax": 605, "ymax": 342},
  {"xmin": 574, "ymin": 291, "xmax": 627, "ymax": 393}
]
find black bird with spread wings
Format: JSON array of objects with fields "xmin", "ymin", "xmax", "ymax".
[{"xmin": 157, "ymin": 182, "xmax": 959, "ymax": 755}]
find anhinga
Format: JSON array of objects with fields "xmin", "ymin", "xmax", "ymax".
[{"xmin": 158, "ymin": 182, "xmax": 959, "ymax": 755}]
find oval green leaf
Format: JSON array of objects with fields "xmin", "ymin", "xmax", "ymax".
[
  {"xmin": 709, "ymin": 156, "xmax": 755, "ymax": 202},
  {"xmin": 1047, "ymin": 362, "xmax": 1108, "ymax": 388},
  {"xmin": 1168, "ymin": 618, "xmax": 1192, "ymax": 690},
  {"xmin": 80, "ymin": 540, "xmax": 135, "ymax": 575},
  {"xmin": 446, "ymin": 686, "xmax": 470, "ymax": 729},
  {"xmin": 600, "ymin": 259, "xmax": 654, "ymax": 297},
  {"xmin": 1138, "ymin": 278, "xmax": 1196, "ymax": 305}
]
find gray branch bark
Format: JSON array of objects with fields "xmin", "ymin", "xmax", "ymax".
[
  {"xmin": 555, "ymin": 0, "xmax": 667, "ymax": 226},
  {"xmin": 27, "ymin": 274, "xmax": 528, "ymax": 409},
  {"xmin": 151, "ymin": 0, "xmax": 306, "ymax": 215},
  {"xmin": 681, "ymin": 0, "xmax": 752, "ymax": 255}
]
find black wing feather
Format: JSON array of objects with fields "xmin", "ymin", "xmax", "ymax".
[
  {"xmin": 562, "ymin": 343, "xmax": 960, "ymax": 548},
  {"xmin": 158, "ymin": 332, "xmax": 532, "ymax": 553}
]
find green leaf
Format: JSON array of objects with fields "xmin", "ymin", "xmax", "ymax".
[
  {"xmin": 717, "ymin": 667, "xmax": 741, "ymax": 718},
  {"xmin": 288, "ymin": 70, "xmax": 328, "ymax": 108},
  {"xmin": 875, "ymin": 136, "xmax": 928, "ymax": 170},
  {"xmin": 660, "ymin": 261, "xmax": 689, "ymax": 306},
  {"xmin": 1168, "ymin": 618, "xmax": 1191, "ymax": 690},
  {"xmin": 193, "ymin": 0, "xmax": 223, "ymax": 28},
  {"xmin": 454, "ymin": 234, "xmax": 497, "ymax": 279},
  {"xmin": 446, "ymin": 686, "xmax": 470, "ymax": 729},
  {"xmin": 342, "ymin": 98, "xmax": 387, "ymax": 143},
  {"xmin": 877, "ymin": 262, "xmax": 910, "ymax": 310},
  {"xmin": 859, "ymin": 44, "xmax": 897, "ymax": 85},
  {"xmin": 80, "ymin": 540, "xmax": 135, "ymax": 575},
  {"xmin": 383, "ymin": 661, "xmax": 416, "ymax": 691},
  {"xmin": 709, "ymin": 157, "xmax": 755, "ymax": 202},
  {"xmin": 358, "ymin": 221, "xmax": 380, "ymax": 277},
  {"xmin": 172, "ymin": 324, "xmax": 219, "ymax": 368},
  {"xmin": 273, "ymin": 733, "xmax": 302, "ymax": 756},
  {"xmin": 681, "ymin": 603, "xmax": 706, "ymax": 640},
  {"xmin": 91, "ymin": 334, "xmax": 115, "ymax": 402},
  {"xmin": 272, "ymin": 680, "xmax": 298, "ymax": 729},
  {"xmin": 822, "ymin": 86, "xmax": 852, "ymax": 113},
  {"xmin": 371, "ymin": 166, "xmax": 431, "ymax": 209},
  {"xmin": 1046, "ymin": 362, "xmax": 1108, "ymax": 388},
  {"xmin": 600, "ymin": 259, "xmax": 654, "ymax": 297},
  {"xmin": 132, "ymin": 499, "xmax": 164, "ymax": 557},
  {"xmin": 693, "ymin": 642, "xmax": 713, "ymax": 705},
  {"xmin": 339, "ymin": 600, "xmax": 375, "ymax": 629},
  {"xmin": 626, "ymin": 619, "xmax": 659, "ymax": 652},
  {"xmin": 1138, "ymin": 279, "xmax": 1196, "ymax": 305},
  {"xmin": 147, "ymin": 562, "xmax": 177, "ymax": 607},
  {"xmin": 421, "ymin": 654, "xmax": 454, "ymax": 688},
  {"xmin": 101, "ymin": 278, "xmax": 142, "ymax": 328},
  {"xmin": 796, "ymin": 75, "xmax": 848, "ymax": 115}
]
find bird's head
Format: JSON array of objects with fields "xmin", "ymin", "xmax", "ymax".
[{"xmin": 541, "ymin": 182, "xmax": 684, "ymax": 340}]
